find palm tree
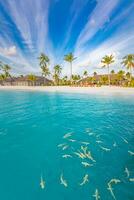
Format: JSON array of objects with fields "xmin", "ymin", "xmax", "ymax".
[
  {"xmin": 64, "ymin": 53, "xmax": 76, "ymax": 83},
  {"xmin": 2, "ymin": 64, "xmax": 11, "ymax": 78},
  {"xmin": 126, "ymin": 72, "xmax": 131, "ymax": 80},
  {"xmin": 0, "ymin": 61, "xmax": 3, "ymax": 69},
  {"xmin": 93, "ymin": 72, "xmax": 97, "ymax": 76},
  {"xmin": 38, "ymin": 53, "xmax": 50, "ymax": 78},
  {"xmin": 0, "ymin": 74, "xmax": 6, "ymax": 81},
  {"xmin": 117, "ymin": 70, "xmax": 125, "ymax": 85},
  {"xmin": 101, "ymin": 54, "xmax": 114, "ymax": 85},
  {"xmin": 53, "ymin": 65, "xmax": 62, "ymax": 85},
  {"xmin": 121, "ymin": 54, "xmax": 134, "ymax": 81},
  {"xmin": 111, "ymin": 70, "xmax": 115, "ymax": 74},
  {"xmin": 83, "ymin": 70, "xmax": 88, "ymax": 78},
  {"xmin": 62, "ymin": 76, "xmax": 68, "ymax": 85},
  {"xmin": 41, "ymin": 66, "xmax": 50, "ymax": 78},
  {"xmin": 72, "ymin": 74, "xmax": 81, "ymax": 85},
  {"xmin": 28, "ymin": 74, "xmax": 36, "ymax": 86}
]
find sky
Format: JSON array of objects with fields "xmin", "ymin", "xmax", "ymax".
[{"xmin": 0, "ymin": 0, "xmax": 134, "ymax": 76}]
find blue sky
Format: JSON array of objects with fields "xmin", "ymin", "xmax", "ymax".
[{"xmin": 0, "ymin": 0, "xmax": 134, "ymax": 76}]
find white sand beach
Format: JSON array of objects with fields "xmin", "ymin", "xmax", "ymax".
[{"xmin": 0, "ymin": 86, "xmax": 134, "ymax": 95}]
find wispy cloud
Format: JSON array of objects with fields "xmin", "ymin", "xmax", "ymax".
[
  {"xmin": 72, "ymin": 30, "xmax": 134, "ymax": 75},
  {"xmin": 0, "ymin": 46, "xmax": 17, "ymax": 56},
  {"xmin": 0, "ymin": 0, "xmax": 52, "ymax": 73},
  {"xmin": 0, "ymin": 0, "xmax": 133, "ymax": 75},
  {"xmin": 75, "ymin": 0, "xmax": 119, "ymax": 54}
]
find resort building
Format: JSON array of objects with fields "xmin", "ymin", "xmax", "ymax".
[
  {"xmin": 78, "ymin": 74, "xmax": 128, "ymax": 86},
  {"xmin": 0, "ymin": 76, "xmax": 52, "ymax": 86}
]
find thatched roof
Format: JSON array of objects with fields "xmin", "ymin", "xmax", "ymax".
[{"xmin": 3, "ymin": 76, "xmax": 52, "ymax": 83}]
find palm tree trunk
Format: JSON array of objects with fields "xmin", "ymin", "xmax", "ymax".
[
  {"xmin": 70, "ymin": 62, "xmax": 72, "ymax": 84},
  {"xmin": 108, "ymin": 65, "xmax": 110, "ymax": 85},
  {"xmin": 130, "ymin": 66, "xmax": 132, "ymax": 82}
]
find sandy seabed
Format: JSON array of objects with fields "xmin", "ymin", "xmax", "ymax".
[{"xmin": 0, "ymin": 86, "xmax": 134, "ymax": 95}]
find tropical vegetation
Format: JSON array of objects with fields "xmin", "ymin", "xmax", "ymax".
[
  {"xmin": 0, "ymin": 53, "xmax": 134, "ymax": 87},
  {"xmin": 64, "ymin": 53, "xmax": 76, "ymax": 83},
  {"xmin": 101, "ymin": 54, "xmax": 115, "ymax": 85}
]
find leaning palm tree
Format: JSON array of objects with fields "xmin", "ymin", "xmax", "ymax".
[
  {"xmin": 121, "ymin": 54, "xmax": 134, "ymax": 81},
  {"xmin": 83, "ymin": 70, "xmax": 88, "ymax": 78},
  {"xmin": 38, "ymin": 53, "xmax": 50, "ymax": 78},
  {"xmin": 38, "ymin": 53, "xmax": 49, "ymax": 67},
  {"xmin": 0, "ymin": 74, "xmax": 6, "ymax": 81},
  {"xmin": 101, "ymin": 54, "xmax": 114, "ymax": 85},
  {"xmin": 41, "ymin": 66, "xmax": 50, "ymax": 78},
  {"xmin": 53, "ymin": 65, "xmax": 62, "ymax": 85},
  {"xmin": 0, "ymin": 61, "xmax": 3, "ymax": 68},
  {"xmin": 64, "ymin": 53, "xmax": 76, "ymax": 83},
  {"xmin": 2, "ymin": 64, "xmax": 11, "ymax": 78}
]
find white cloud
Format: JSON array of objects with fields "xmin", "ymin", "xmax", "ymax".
[
  {"xmin": 72, "ymin": 32, "xmax": 134, "ymax": 75},
  {"xmin": 75, "ymin": 0, "xmax": 119, "ymax": 53},
  {"xmin": 0, "ymin": 46, "xmax": 17, "ymax": 56}
]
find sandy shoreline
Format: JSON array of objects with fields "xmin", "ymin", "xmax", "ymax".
[{"xmin": 0, "ymin": 86, "xmax": 134, "ymax": 95}]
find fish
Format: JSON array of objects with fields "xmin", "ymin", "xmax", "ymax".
[
  {"xmin": 100, "ymin": 146, "xmax": 111, "ymax": 152},
  {"xmin": 68, "ymin": 139, "xmax": 76, "ymax": 142},
  {"xmin": 128, "ymin": 151, "xmax": 134, "ymax": 156},
  {"xmin": 107, "ymin": 183, "xmax": 116, "ymax": 200},
  {"xmin": 80, "ymin": 141, "xmax": 90, "ymax": 145},
  {"xmin": 81, "ymin": 146, "xmax": 88, "ymax": 154},
  {"xmin": 88, "ymin": 132, "xmax": 95, "ymax": 136},
  {"xmin": 57, "ymin": 143, "xmax": 66, "ymax": 148},
  {"xmin": 107, "ymin": 179, "xmax": 121, "ymax": 200},
  {"xmin": 86, "ymin": 151, "xmax": 96, "ymax": 162},
  {"xmin": 62, "ymin": 154, "xmax": 72, "ymax": 158},
  {"xmin": 121, "ymin": 136, "xmax": 128, "ymax": 144},
  {"xmin": 80, "ymin": 146, "xmax": 96, "ymax": 162},
  {"xmin": 81, "ymin": 161, "xmax": 93, "ymax": 167},
  {"xmin": 74, "ymin": 151, "xmax": 85, "ymax": 159},
  {"xmin": 63, "ymin": 133, "xmax": 72, "ymax": 139},
  {"xmin": 93, "ymin": 189, "xmax": 100, "ymax": 200},
  {"xmin": 96, "ymin": 140, "xmax": 103, "ymax": 144},
  {"xmin": 125, "ymin": 167, "xmax": 130, "ymax": 178},
  {"xmin": 109, "ymin": 179, "xmax": 121, "ymax": 184},
  {"xmin": 85, "ymin": 128, "xmax": 91, "ymax": 132},
  {"xmin": 80, "ymin": 174, "xmax": 89, "ymax": 186},
  {"xmin": 40, "ymin": 175, "xmax": 45, "ymax": 189},
  {"xmin": 113, "ymin": 142, "xmax": 117, "ymax": 147},
  {"xmin": 129, "ymin": 178, "xmax": 134, "ymax": 182},
  {"xmin": 60, "ymin": 174, "xmax": 68, "ymax": 187},
  {"xmin": 62, "ymin": 145, "xmax": 69, "ymax": 150}
]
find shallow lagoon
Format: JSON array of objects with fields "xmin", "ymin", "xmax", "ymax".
[{"xmin": 0, "ymin": 90, "xmax": 134, "ymax": 200}]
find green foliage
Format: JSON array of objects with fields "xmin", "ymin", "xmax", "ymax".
[
  {"xmin": 122, "ymin": 54, "xmax": 134, "ymax": 70},
  {"xmin": 28, "ymin": 74, "xmax": 36, "ymax": 82},
  {"xmin": 122, "ymin": 54, "xmax": 134, "ymax": 81},
  {"xmin": 101, "ymin": 55, "xmax": 115, "ymax": 67},
  {"xmin": 64, "ymin": 53, "xmax": 76, "ymax": 63},
  {"xmin": 101, "ymin": 54, "xmax": 115, "ymax": 85},
  {"xmin": 93, "ymin": 72, "xmax": 97, "ymax": 76},
  {"xmin": 64, "ymin": 53, "xmax": 76, "ymax": 82},
  {"xmin": 53, "ymin": 65, "xmax": 62, "ymax": 85},
  {"xmin": 0, "ymin": 74, "xmax": 6, "ymax": 80},
  {"xmin": 83, "ymin": 70, "xmax": 88, "ymax": 77},
  {"xmin": 111, "ymin": 70, "xmax": 115, "ymax": 74},
  {"xmin": 38, "ymin": 53, "xmax": 50, "ymax": 78},
  {"xmin": 0, "ymin": 62, "xmax": 11, "ymax": 78}
]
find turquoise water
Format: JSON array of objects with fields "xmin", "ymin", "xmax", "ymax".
[{"xmin": 0, "ymin": 90, "xmax": 134, "ymax": 200}]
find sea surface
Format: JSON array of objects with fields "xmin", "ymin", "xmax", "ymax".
[{"xmin": 0, "ymin": 90, "xmax": 134, "ymax": 200}]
